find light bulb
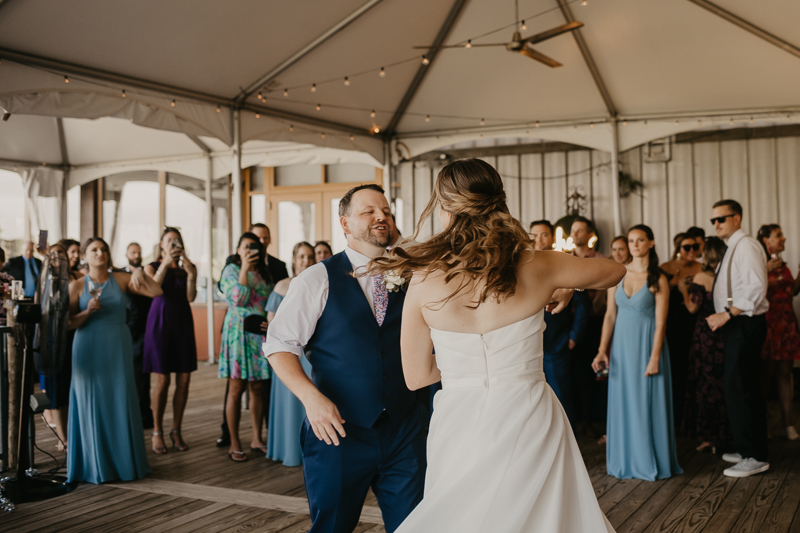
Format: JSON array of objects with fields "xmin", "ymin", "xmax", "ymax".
[
  {"xmin": 121, "ymin": 89, "xmax": 126, "ymax": 97},
  {"xmin": 316, "ymin": 104, "xmax": 321, "ymax": 111},
  {"xmin": 216, "ymin": 106, "xmax": 221, "ymax": 113},
  {"xmin": 521, "ymin": 20, "xmax": 526, "ymax": 30},
  {"xmin": 257, "ymin": 91, "xmax": 262, "ymax": 100},
  {"xmin": 535, "ymin": 120, "xmax": 540, "ymax": 127},
  {"xmin": 750, "ymin": 117, "xmax": 754, "ymax": 124},
  {"xmin": 675, "ymin": 120, "xmax": 679, "ymax": 126},
  {"xmin": 64, "ymin": 76, "xmax": 69, "ymax": 83},
  {"xmin": 321, "ymin": 132, "xmax": 325, "ymax": 138},
  {"xmin": 479, "ymin": 134, "xmax": 484, "ymax": 139},
  {"xmin": 344, "ymin": 77, "xmax": 350, "ymax": 86},
  {"xmin": 289, "ymin": 125, "xmax": 294, "ymax": 132},
  {"xmin": 425, "ymin": 115, "xmax": 430, "ymax": 122},
  {"xmin": 283, "ymin": 88, "xmax": 288, "ymax": 97},
  {"xmin": 590, "ymin": 122, "xmax": 594, "ymax": 128},
  {"xmin": 465, "ymin": 40, "xmax": 472, "ymax": 49},
  {"xmin": 379, "ymin": 67, "xmax": 385, "ymax": 77},
  {"xmin": 422, "ymin": 56, "xmax": 429, "ymax": 65},
  {"xmin": 582, "ymin": 0, "xmax": 587, "ymax": 5},
  {"xmin": 622, "ymin": 120, "xmax": 627, "ymax": 126},
  {"xmin": 730, "ymin": 118, "xmax": 734, "ymax": 125},
  {"xmin": 350, "ymin": 135, "xmax": 355, "ymax": 140},
  {"xmin": 370, "ymin": 110, "xmax": 376, "ymax": 117},
  {"xmin": 643, "ymin": 120, "xmax": 647, "ymax": 128},
  {"xmin": 311, "ymin": 83, "xmax": 316, "ymax": 93},
  {"xmin": 171, "ymin": 99, "xmax": 176, "ymax": 107},
  {"xmin": 373, "ymin": 126, "xmax": 380, "ymax": 134},
  {"xmin": 255, "ymin": 113, "xmax": 260, "ymax": 118},
  {"xmin": 698, "ymin": 119, "xmax": 702, "ymax": 125},
  {"xmin": 480, "ymin": 118, "xmax": 485, "ymax": 125}
]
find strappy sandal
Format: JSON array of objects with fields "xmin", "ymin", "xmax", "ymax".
[
  {"xmin": 152, "ymin": 431, "xmax": 167, "ymax": 454},
  {"xmin": 250, "ymin": 444, "xmax": 267, "ymax": 454},
  {"xmin": 170, "ymin": 429, "xmax": 189, "ymax": 451},
  {"xmin": 228, "ymin": 450, "xmax": 248, "ymax": 462}
]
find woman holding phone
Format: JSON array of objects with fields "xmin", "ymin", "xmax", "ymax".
[
  {"xmin": 218, "ymin": 232, "xmax": 272, "ymax": 462},
  {"xmin": 144, "ymin": 227, "xmax": 198, "ymax": 454}
]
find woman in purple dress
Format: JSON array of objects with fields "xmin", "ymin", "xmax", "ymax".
[{"xmin": 144, "ymin": 227, "xmax": 198, "ymax": 454}]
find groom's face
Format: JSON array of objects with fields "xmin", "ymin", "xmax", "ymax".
[{"xmin": 341, "ymin": 190, "xmax": 392, "ymax": 248}]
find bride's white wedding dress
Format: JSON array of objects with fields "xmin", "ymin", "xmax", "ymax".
[{"xmin": 396, "ymin": 311, "xmax": 615, "ymax": 532}]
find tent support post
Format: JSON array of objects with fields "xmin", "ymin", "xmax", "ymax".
[
  {"xmin": 231, "ymin": 109, "xmax": 243, "ymax": 240},
  {"xmin": 205, "ymin": 154, "xmax": 215, "ymax": 364},
  {"xmin": 610, "ymin": 119, "xmax": 622, "ymax": 236}
]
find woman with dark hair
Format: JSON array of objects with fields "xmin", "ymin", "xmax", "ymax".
[
  {"xmin": 219, "ymin": 232, "xmax": 272, "ymax": 462},
  {"xmin": 143, "ymin": 227, "xmax": 198, "ymax": 454},
  {"xmin": 67, "ymin": 237, "xmax": 162, "ymax": 483},
  {"xmin": 757, "ymin": 224, "xmax": 800, "ymax": 440},
  {"xmin": 266, "ymin": 241, "xmax": 315, "ymax": 466},
  {"xmin": 314, "ymin": 241, "xmax": 333, "ymax": 263},
  {"xmin": 610, "ymin": 235, "xmax": 631, "ymax": 265},
  {"xmin": 593, "ymin": 225, "xmax": 682, "ymax": 481},
  {"xmin": 679, "ymin": 237, "xmax": 731, "ymax": 452},
  {"xmin": 367, "ymin": 158, "xmax": 623, "ymax": 531}
]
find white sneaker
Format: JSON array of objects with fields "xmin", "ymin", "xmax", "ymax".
[
  {"xmin": 786, "ymin": 426, "xmax": 800, "ymax": 441},
  {"xmin": 721, "ymin": 452, "xmax": 742, "ymax": 463},
  {"xmin": 723, "ymin": 457, "xmax": 769, "ymax": 478}
]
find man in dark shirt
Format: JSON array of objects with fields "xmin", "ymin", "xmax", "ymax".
[{"xmin": 125, "ymin": 242, "xmax": 154, "ymax": 429}]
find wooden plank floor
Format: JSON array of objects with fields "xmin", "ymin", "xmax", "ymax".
[{"xmin": 2, "ymin": 363, "xmax": 799, "ymax": 532}]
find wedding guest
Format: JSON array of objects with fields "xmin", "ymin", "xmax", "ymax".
[
  {"xmin": 531, "ymin": 220, "xmax": 589, "ymax": 425},
  {"xmin": 219, "ymin": 232, "xmax": 272, "ymax": 462},
  {"xmin": 125, "ymin": 242, "xmax": 154, "ymax": 429},
  {"xmin": 144, "ymin": 228, "xmax": 198, "ymax": 453},
  {"xmin": 757, "ymin": 224, "xmax": 800, "ymax": 441},
  {"xmin": 570, "ymin": 216, "xmax": 606, "ymax": 437},
  {"xmin": 610, "ymin": 235, "xmax": 632, "ymax": 265},
  {"xmin": 686, "ymin": 227, "xmax": 706, "ymax": 258},
  {"xmin": 266, "ymin": 241, "xmax": 316, "ymax": 466},
  {"xmin": 0, "ymin": 246, "xmax": 5, "ymax": 271},
  {"xmin": 678, "ymin": 237, "xmax": 730, "ymax": 453},
  {"xmin": 708, "ymin": 199, "xmax": 769, "ymax": 477},
  {"xmin": 660, "ymin": 233, "xmax": 702, "ymax": 426},
  {"xmin": 67, "ymin": 237, "xmax": 162, "ymax": 483},
  {"xmin": 593, "ymin": 225, "xmax": 682, "ymax": 480},
  {"xmin": 1, "ymin": 241, "xmax": 42, "ymax": 297},
  {"xmin": 216, "ymin": 223, "xmax": 287, "ymax": 448},
  {"xmin": 314, "ymin": 241, "xmax": 333, "ymax": 263}
]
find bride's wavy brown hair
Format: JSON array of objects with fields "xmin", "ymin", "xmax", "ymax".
[{"xmin": 368, "ymin": 158, "xmax": 533, "ymax": 307}]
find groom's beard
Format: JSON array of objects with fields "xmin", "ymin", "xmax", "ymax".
[
  {"xmin": 355, "ymin": 225, "xmax": 391, "ymax": 248},
  {"xmin": 128, "ymin": 259, "xmax": 142, "ymax": 268}
]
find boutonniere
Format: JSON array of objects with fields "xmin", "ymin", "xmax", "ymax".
[{"xmin": 382, "ymin": 270, "xmax": 406, "ymax": 293}]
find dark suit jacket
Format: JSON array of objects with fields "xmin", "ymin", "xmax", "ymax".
[
  {"xmin": 220, "ymin": 253, "xmax": 289, "ymax": 289},
  {"xmin": 543, "ymin": 290, "xmax": 590, "ymax": 355},
  {"xmin": 1, "ymin": 255, "xmax": 43, "ymax": 290}
]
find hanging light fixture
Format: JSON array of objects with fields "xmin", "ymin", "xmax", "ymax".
[
  {"xmin": 379, "ymin": 67, "xmax": 386, "ymax": 77},
  {"xmin": 321, "ymin": 132, "xmax": 325, "ymax": 138},
  {"xmin": 121, "ymin": 89, "xmax": 126, "ymax": 98},
  {"xmin": 465, "ymin": 40, "xmax": 472, "ymax": 49},
  {"xmin": 521, "ymin": 20, "xmax": 526, "ymax": 30},
  {"xmin": 480, "ymin": 118, "xmax": 485, "ymax": 126},
  {"xmin": 422, "ymin": 56, "xmax": 429, "ymax": 65},
  {"xmin": 316, "ymin": 104, "xmax": 321, "ymax": 111},
  {"xmin": 344, "ymin": 77, "xmax": 350, "ymax": 86},
  {"xmin": 289, "ymin": 124, "xmax": 294, "ymax": 132},
  {"xmin": 64, "ymin": 75, "xmax": 69, "ymax": 84},
  {"xmin": 257, "ymin": 91, "xmax": 263, "ymax": 100},
  {"xmin": 283, "ymin": 88, "xmax": 288, "ymax": 97},
  {"xmin": 311, "ymin": 83, "xmax": 316, "ymax": 93},
  {"xmin": 370, "ymin": 110, "xmax": 376, "ymax": 117},
  {"xmin": 425, "ymin": 115, "xmax": 430, "ymax": 122},
  {"xmin": 216, "ymin": 106, "xmax": 221, "ymax": 113},
  {"xmin": 171, "ymin": 99, "xmax": 176, "ymax": 107}
]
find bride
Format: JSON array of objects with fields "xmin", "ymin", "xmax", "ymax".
[{"xmin": 369, "ymin": 159, "xmax": 624, "ymax": 532}]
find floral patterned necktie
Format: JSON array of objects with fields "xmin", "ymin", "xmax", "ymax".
[{"xmin": 373, "ymin": 274, "xmax": 388, "ymax": 326}]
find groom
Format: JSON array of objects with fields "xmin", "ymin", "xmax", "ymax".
[{"xmin": 264, "ymin": 184, "xmax": 427, "ymax": 533}]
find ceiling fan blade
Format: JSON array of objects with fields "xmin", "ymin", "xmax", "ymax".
[
  {"xmin": 519, "ymin": 47, "xmax": 563, "ymax": 68},
  {"xmin": 521, "ymin": 21, "xmax": 584, "ymax": 46}
]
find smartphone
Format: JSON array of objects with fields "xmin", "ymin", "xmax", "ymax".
[{"xmin": 38, "ymin": 230, "xmax": 48, "ymax": 250}]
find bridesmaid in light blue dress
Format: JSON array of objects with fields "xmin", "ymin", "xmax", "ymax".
[
  {"xmin": 67, "ymin": 237, "xmax": 163, "ymax": 484},
  {"xmin": 593, "ymin": 225, "xmax": 682, "ymax": 481},
  {"xmin": 265, "ymin": 242, "xmax": 315, "ymax": 467}
]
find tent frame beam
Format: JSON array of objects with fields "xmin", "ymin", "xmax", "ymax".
[
  {"xmin": 0, "ymin": 157, "xmax": 66, "ymax": 170},
  {"xmin": 235, "ymin": 0, "xmax": 385, "ymax": 104},
  {"xmin": 687, "ymin": 0, "xmax": 800, "ymax": 60},
  {"xmin": 384, "ymin": 0, "xmax": 468, "ymax": 137},
  {"xmin": 0, "ymin": 47, "xmax": 370, "ymax": 138},
  {"xmin": 555, "ymin": 0, "xmax": 616, "ymax": 117}
]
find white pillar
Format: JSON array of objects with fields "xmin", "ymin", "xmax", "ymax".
[
  {"xmin": 610, "ymin": 119, "xmax": 622, "ymax": 236},
  {"xmin": 205, "ymin": 154, "xmax": 216, "ymax": 364},
  {"xmin": 231, "ymin": 108, "xmax": 243, "ymax": 240}
]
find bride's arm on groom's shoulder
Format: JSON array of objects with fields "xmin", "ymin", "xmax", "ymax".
[
  {"xmin": 534, "ymin": 251, "xmax": 626, "ymax": 291},
  {"xmin": 400, "ymin": 277, "xmax": 441, "ymax": 391}
]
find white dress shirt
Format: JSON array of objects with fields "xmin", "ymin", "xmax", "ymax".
[
  {"xmin": 713, "ymin": 228, "xmax": 769, "ymax": 316},
  {"xmin": 263, "ymin": 246, "xmax": 378, "ymax": 359}
]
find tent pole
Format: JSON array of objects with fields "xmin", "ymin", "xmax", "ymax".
[
  {"xmin": 610, "ymin": 119, "xmax": 622, "ymax": 236},
  {"xmin": 205, "ymin": 154, "xmax": 215, "ymax": 364},
  {"xmin": 231, "ymin": 109, "xmax": 243, "ymax": 240}
]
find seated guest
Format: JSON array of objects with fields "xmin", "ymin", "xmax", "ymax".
[
  {"xmin": 1, "ymin": 241, "xmax": 42, "ymax": 298},
  {"xmin": 679, "ymin": 237, "xmax": 731, "ymax": 453},
  {"xmin": 757, "ymin": 224, "xmax": 800, "ymax": 441},
  {"xmin": 218, "ymin": 232, "xmax": 272, "ymax": 462},
  {"xmin": 314, "ymin": 241, "xmax": 333, "ymax": 263},
  {"xmin": 266, "ymin": 241, "xmax": 316, "ymax": 466},
  {"xmin": 67, "ymin": 237, "xmax": 162, "ymax": 484},
  {"xmin": 531, "ymin": 220, "xmax": 589, "ymax": 425}
]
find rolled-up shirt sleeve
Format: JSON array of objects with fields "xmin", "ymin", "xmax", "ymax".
[
  {"xmin": 263, "ymin": 263, "xmax": 329, "ymax": 359},
  {"xmin": 731, "ymin": 239, "xmax": 768, "ymax": 315}
]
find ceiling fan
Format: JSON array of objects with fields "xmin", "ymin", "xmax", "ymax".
[{"xmin": 414, "ymin": 3, "xmax": 583, "ymax": 68}]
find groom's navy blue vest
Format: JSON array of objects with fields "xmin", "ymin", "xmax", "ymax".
[{"xmin": 306, "ymin": 252, "xmax": 414, "ymax": 429}]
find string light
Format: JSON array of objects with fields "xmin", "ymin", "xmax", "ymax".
[
  {"xmin": 480, "ymin": 118, "xmax": 485, "ymax": 125},
  {"xmin": 321, "ymin": 132, "xmax": 325, "ymax": 138},
  {"xmin": 698, "ymin": 119, "xmax": 702, "ymax": 125},
  {"xmin": 535, "ymin": 120, "xmax": 540, "ymax": 127},
  {"xmin": 750, "ymin": 117, "xmax": 754, "ymax": 124},
  {"xmin": 216, "ymin": 106, "xmax": 221, "ymax": 113},
  {"xmin": 316, "ymin": 104, "xmax": 321, "ymax": 111},
  {"xmin": 525, "ymin": 130, "xmax": 529, "ymax": 136},
  {"xmin": 425, "ymin": 115, "xmax": 430, "ymax": 122},
  {"xmin": 730, "ymin": 118, "xmax": 734, "ymax": 125},
  {"xmin": 344, "ymin": 76, "xmax": 350, "ymax": 86},
  {"xmin": 379, "ymin": 67, "xmax": 386, "ymax": 77},
  {"xmin": 787, "ymin": 114, "xmax": 792, "ymax": 121},
  {"xmin": 64, "ymin": 75, "xmax": 69, "ymax": 84},
  {"xmin": 622, "ymin": 120, "xmax": 627, "ymax": 126},
  {"xmin": 171, "ymin": 99, "xmax": 176, "ymax": 107},
  {"xmin": 283, "ymin": 88, "xmax": 288, "ymax": 97},
  {"xmin": 422, "ymin": 56, "xmax": 429, "ymax": 65},
  {"xmin": 255, "ymin": 113, "xmax": 260, "ymax": 118},
  {"xmin": 582, "ymin": 0, "xmax": 587, "ymax": 5},
  {"xmin": 643, "ymin": 120, "xmax": 647, "ymax": 128},
  {"xmin": 370, "ymin": 110, "xmax": 376, "ymax": 117},
  {"xmin": 465, "ymin": 40, "xmax": 472, "ymax": 49},
  {"xmin": 590, "ymin": 122, "xmax": 594, "ymax": 128},
  {"xmin": 121, "ymin": 89, "xmax": 126, "ymax": 97},
  {"xmin": 479, "ymin": 134, "xmax": 484, "ymax": 139},
  {"xmin": 675, "ymin": 120, "xmax": 679, "ymax": 126},
  {"xmin": 289, "ymin": 124, "xmax": 294, "ymax": 132},
  {"xmin": 373, "ymin": 126, "xmax": 380, "ymax": 134},
  {"xmin": 311, "ymin": 83, "xmax": 316, "ymax": 93},
  {"xmin": 521, "ymin": 20, "xmax": 526, "ymax": 30},
  {"xmin": 257, "ymin": 91, "xmax": 263, "ymax": 100},
  {"xmin": 350, "ymin": 135, "xmax": 355, "ymax": 140}
]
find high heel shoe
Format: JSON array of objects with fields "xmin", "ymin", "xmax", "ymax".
[
  {"xmin": 151, "ymin": 431, "xmax": 167, "ymax": 454},
  {"xmin": 170, "ymin": 429, "xmax": 189, "ymax": 451}
]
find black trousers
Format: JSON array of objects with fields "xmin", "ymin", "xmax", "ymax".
[{"xmin": 720, "ymin": 314, "xmax": 768, "ymax": 461}]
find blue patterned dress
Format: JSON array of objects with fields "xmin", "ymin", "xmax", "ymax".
[{"xmin": 219, "ymin": 263, "xmax": 271, "ymax": 380}]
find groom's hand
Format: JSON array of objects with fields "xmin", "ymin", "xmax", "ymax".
[
  {"xmin": 546, "ymin": 288, "xmax": 575, "ymax": 314},
  {"xmin": 306, "ymin": 392, "xmax": 346, "ymax": 446}
]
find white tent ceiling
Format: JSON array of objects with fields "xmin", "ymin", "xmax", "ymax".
[{"xmin": 1, "ymin": 0, "xmax": 800, "ymax": 172}]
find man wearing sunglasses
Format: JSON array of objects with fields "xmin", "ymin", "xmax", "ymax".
[{"xmin": 707, "ymin": 199, "xmax": 769, "ymax": 478}]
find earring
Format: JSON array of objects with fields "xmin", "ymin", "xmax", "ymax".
[{"xmin": 677, "ymin": 252, "xmax": 681, "ymax": 260}]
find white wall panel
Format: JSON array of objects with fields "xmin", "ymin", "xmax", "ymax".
[
  {"xmin": 720, "ymin": 140, "xmax": 750, "ymax": 233},
  {"xmin": 777, "ymin": 137, "xmax": 800, "ymax": 280},
  {"xmin": 568, "ymin": 151, "xmax": 592, "ymax": 220},
  {"xmin": 497, "ymin": 155, "xmax": 521, "ymax": 221},
  {"xmin": 431, "ymin": 162, "xmax": 445, "ymax": 235},
  {"xmin": 397, "ymin": 162, "xmax": 414, "ymax": 237},
  {"xmin": 544, "ymin": 152, "xmax": 567, "ymax": 223},
  {"xmin": 591, "ymin": 151, "xmax": 613, "ymax": 256},
  {"xmin": 619, "ymin": 146, "xmax": 643, "ymax": 231},
  {"xmin": 748, "ymin": 138, "xmax": 778, "ymax": 230},
  {"xmin": 667, "ymin": 142, "xmax": 695, "ymax": 237},
  {"xmin": 520, "ymin": 153, "xmax": 544, "ymax": 226},
  {"xmin": 692, "ymin": 142, "xmax": 721, "ymax": 237},
  {"xmin": 413, "ymin": 162, "xmax": 433, "ymax": 240},
  {"xmin": 642, "ymin": 158, "xmax": 670, "ymax": 261}
]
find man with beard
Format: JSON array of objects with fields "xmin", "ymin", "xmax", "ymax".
[
  {"xmin": 125, "ymin": 242, "xmax": 154, "ymax": 428},
  {"xmin": 265, "ymin": 184, "xmax": 426, "ymax": 533}
]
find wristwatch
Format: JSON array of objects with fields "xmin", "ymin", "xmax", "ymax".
[{"xmin": 724, "ymin": 306, "xmax": 734, "ymax": 319}]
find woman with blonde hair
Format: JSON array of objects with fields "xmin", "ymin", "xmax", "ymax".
[{"xmin": 371, "ymin": 158, "xmax": 624, "ymax": 532}]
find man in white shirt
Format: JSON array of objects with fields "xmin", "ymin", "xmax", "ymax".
[{"xmin": 706, "ymin": 199, "xmax": 769, "ymax": 478}]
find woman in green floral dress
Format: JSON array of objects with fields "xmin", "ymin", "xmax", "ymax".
[{"xmin": 219, "ymin": 232, "xmax": 272, "ymax": 462}]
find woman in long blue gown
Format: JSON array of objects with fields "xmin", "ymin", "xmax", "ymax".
[
  {"xmin": 593, "ymin": 225, "xmax": 682, "ymax": 481},
  {"xmin": 265, "ymin": 242, "xmax": 315, "ymax": 467},
  {"xmin": 67, "ymin": 237, "xmax": 163, "ymax": 484}
]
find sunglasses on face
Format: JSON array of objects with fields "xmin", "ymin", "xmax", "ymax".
[
  {"xmin": 710, "ymin": 214, "xmax": 735, "ymax": 225},
  {"xmin": 681, "ymin": 243, "xmax": 700, "ymax": 252}
]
